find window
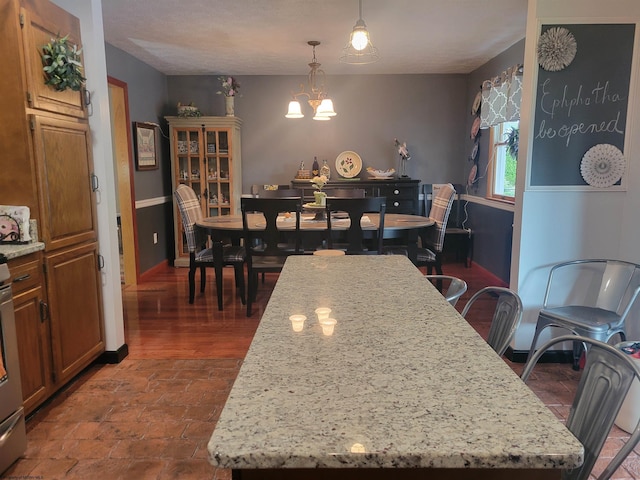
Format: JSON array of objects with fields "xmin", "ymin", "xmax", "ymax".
[{"xmin": 487, "ymin": 121, "xmax": 518, "ymax": 202}]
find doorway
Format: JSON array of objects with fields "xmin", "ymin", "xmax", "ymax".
[{"xmin": 108, "ymin": 77, "xmax": 139, "ymax": 285}]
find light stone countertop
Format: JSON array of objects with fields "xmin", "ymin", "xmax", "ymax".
[
  {"xmin": 0, "ymin": 242, "xmax": 45, "ymax": 260},
  {"xmin": 208, "ymin": 255, "xmax": 583, "ymax": 472}
]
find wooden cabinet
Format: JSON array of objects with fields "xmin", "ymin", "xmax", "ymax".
[
  {"xmin": 10, "ymin": 252, "xmax": 52, "ymax": 416},
  {"xmin": 166, "ymin": 116, "xmax": 243, "ymax": 267},
  {"xmin": 292, "ymin": 179, "xmax": 420, "ymax": 215},
  {"xmin": 1, "ymin": 0, "xmax": 104, "ymax": 414}
]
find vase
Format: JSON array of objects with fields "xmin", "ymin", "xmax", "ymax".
[
  {"xmin": 314, "ymin": 191, "xmax": 326, "ymax": 206},
  {"xmin": 225, "ymin": 96, "xmax": 235, "ymax": 116}
]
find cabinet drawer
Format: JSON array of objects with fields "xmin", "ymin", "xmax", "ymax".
[
  {"xmin": 9, "ymin": 256, "xmax": 43, "ymax": 296},
  {"xmin": 386, "ymin": 199, "xmax": 419, "ymax": 214}
]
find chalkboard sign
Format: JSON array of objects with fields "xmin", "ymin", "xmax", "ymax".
[{"xmin": 531, "ymin": 24, "xmax": 635, "ymax": 187}]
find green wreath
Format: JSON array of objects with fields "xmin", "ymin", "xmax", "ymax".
[{"xmin": 41, "ymin": 34, "xmax": 86, "ymax": 92}]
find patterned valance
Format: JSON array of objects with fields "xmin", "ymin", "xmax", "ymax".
[{"xmin": 480, "ymin": 64, "xmax": 523, "ymax": 129}]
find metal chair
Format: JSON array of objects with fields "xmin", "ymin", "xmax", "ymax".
[
  {"xmin": 241, "ymin": 196, "xmax": 302, "ymax": 316},
  {"xmin": 424, "ymin": 274, "xmax": 467, "ymax": 307},
  {"xmin": 416, "ymin": 183, "xmax": 456, "ymax": 275},
  {"xmin": 527, "ymin": 259, "xmax": 640, "ymax": 369},
  {"xmin": 325, "ymin": 197, "xmax": 386, "ymax": 254},
  {"xmin": 522, "ymin": 335, "xmax": 640, "ymax": 480},
  {"xmin": 461, "ymin": 286, "xmax": 523, "ymax": 356},
  {"xmin": 174, "ymin": 184, "xmax": 245, "ymax": 309}
]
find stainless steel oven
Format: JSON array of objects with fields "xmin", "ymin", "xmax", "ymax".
[{"xmin": 0, "ymin": 254, "xmax": 27, "ymax": 474}]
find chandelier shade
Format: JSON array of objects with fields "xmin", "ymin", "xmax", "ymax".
[
  {"xmin": 285, "ymin": 41, "xmax": 336, "ymax": 121},
  {"xmin": 340, "ymin": 0, "xmax": 379, "ymax": 65}
]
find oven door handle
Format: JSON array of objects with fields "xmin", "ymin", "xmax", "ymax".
[{"xmin": 0, "ymin": 410, "xmax": 24, "ymax": 447}]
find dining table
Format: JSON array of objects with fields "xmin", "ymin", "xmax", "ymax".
[
  {"xmin": 196, "ymin": 212, "xmax": 433, "ymax": 263},
  {"xmin": 207, "ymin": 255, "xmax": 583, "ymax": 479}
]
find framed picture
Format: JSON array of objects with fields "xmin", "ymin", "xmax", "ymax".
[{"xmin": 134, "ymin": 122, "xmax": 159, "ymax": 170}]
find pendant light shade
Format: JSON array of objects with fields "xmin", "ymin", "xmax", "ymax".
[
  {"xmin": 340, "ymin": 0, "xmax": 379, "ymax": 65},
  {"xmin": 285, "ymin": 100, "xmax": 304, "ymax": 118}
]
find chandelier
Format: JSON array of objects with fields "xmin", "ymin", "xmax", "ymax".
[
  {"xmin": 340, "ymin": 0, "xmax": 379, "ymax": 65},
  {"xmin": 285, "ymin": 41, "xmax": 336, "ymax": 121}
]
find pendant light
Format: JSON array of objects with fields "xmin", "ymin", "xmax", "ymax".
[{"xmin": 340, "ymin": 0, "xmax": 379, "ymax": 65}]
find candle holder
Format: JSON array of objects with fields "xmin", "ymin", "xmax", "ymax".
[
  {"xmin": 289, "ymin": 314, "xmax": 306, "ymax": 332},
  {"xmin": 320, "ymin": 318, "xmax": 337, "ymax": 336},
  {"xmin": 315, "ymin": 307, "xmax": 332, "ymax": 321}
]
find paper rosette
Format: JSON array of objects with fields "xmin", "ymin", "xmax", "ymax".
[
  {"xmin": 580, "ymin": 144, "xmax": 625, "ymax": 188},
  {"xmin": 538, "ymin": 27, "xmax": 577, "ymax": 72}
]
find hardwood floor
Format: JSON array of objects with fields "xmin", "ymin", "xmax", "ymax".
[{"xmin": 3, "ymin": 260, "xmax": 638, "ymax": 479}]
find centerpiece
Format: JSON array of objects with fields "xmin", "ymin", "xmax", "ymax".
[{"xmin": 311, "ymin": 175, "xmax": 328, "ymax": 205}]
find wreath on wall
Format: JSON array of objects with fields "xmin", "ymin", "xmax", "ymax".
[{"xmin": 41, "ymin": 34, "xmax": 86, "ymax": 91}]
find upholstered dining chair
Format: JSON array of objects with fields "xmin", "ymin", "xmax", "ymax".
[
  {"xmin": 424, "ymin": 274, "xmax": 467, "ymax": 307},
  {"xmin": 461, "ymin": 286, "xmax": 523, "ymax": 356},
  {"xmin": 174, "ymin": 184, "xmax": 245, "ymax": 309},
  {"xmin": 527, "ymin": 259, "xmax": 640, "ymax": 370},
  {"xmin": 325, "ymin": 197, "xmax": 386, "ymax": 254},
  {"xmin": 241, "ymin": 196, "xmax": 303, "ymax": 316},
  {"xmin": 416, "ymin": 183, "xmax": 456, "ymax": 275},
  {"xmin": 522, "ymin": 335, "xmax": 640, "ymax": 480}
]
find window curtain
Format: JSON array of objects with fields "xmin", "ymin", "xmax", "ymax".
[{"xmin": 480, "ymin": 64, "xmax": 523, "ymax": 129}]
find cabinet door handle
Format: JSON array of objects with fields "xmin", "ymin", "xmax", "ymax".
[
  {"xmin": 91, "ymin": 173, "xmax": 99, "ymax": 192},
  {"xmin": 394, "ymin": 189, "xmax": 400, "ymax": 195},
  {"xmin": 13, "ymin": 273, "xmax": 31, "ymax": 282},
  {"xmin": 98, "ymin": 254, "xmax": 105, "ymax": 270},
  {"xmin": 40, "ymin": 301, "xmax": 48, "ymax": 323},
  {"xmin": 84, "ymin": 88, "xmax": 92, "ymax": 106},
  {"xmin": 394, "ymin": 201, "xmax": 400, "ymax": 207}
]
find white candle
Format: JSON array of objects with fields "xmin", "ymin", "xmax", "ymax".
[
  {"xmin": 289, "ymin": 314, "xmax": 306, "ymax": 332},
  {"xmin": 315, "ymin": 307, "xmax": 332, "ymax": 321},
  {"xmin": 320, "ymin": 318, "xmax": 337, "ymax": 336}
]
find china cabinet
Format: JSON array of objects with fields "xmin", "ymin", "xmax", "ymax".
[
  {"xmin": 0, "ymin": 0, "xmax": 104, "ymax": 414},
  {"xmin": 166, "ymin": 116, "xmax": 243, "ymax": 267}
]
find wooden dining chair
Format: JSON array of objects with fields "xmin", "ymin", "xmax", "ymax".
[
  {"xmin": 325, "ymin": 197, "xmax": 386, "ymax": 254},
  {"xmin": 174, "ymin": 184, "xmax": 245, "ymax": 309},
  {"xmin": 416, "ymin": 183, "xmax": 456, "ymax": 274},
  {"xmin": 241, "ymin": 196, "xmax": 303, "ymax": 316}
]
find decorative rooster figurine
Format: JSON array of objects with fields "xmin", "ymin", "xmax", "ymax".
[{"xmin": 394, "ymin": 138, "xmax": 411, "ymax": 177}]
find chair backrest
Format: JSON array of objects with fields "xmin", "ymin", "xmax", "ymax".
[
  {"xmin": 174, "ymin": 184, "xmax": 204, "ymax": 252},
  {"xmin": 522, "ymin": 335, "xmax": 640, "ymax": 480},
  {"xmin": 424, "ymin": 275, "xmax": 468, "ymax": 306},
  {"xmin": 543, "ymin": 259, "xmax": 640, "ymax": 323},
  {"xmin": 423, "ymin": 183, "xmax": 456, "ymax": 253},
  {"xmin": 241, "ymin": 197, "xmax": 302, "ymax": 257},
  {"xmin": 461, "ymin": 286, "xmax": 523, "ymax": 355},
  {"xmin": 326, "ymin": 197, "xmax": 386, "ymax": 254},
  {"xmin": 326, "ymin": 188, "xmax": 366, "ymax": 198},
  {"xmin": 258, "ymin": 188, "xmax": 302, "ymax": 198}
]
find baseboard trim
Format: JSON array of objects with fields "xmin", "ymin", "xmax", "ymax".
[
  {"xmin": 139, "ymin": 259, "xmax": 170, "ymax": 281},
  {"xmin": 97, "ymin": 344, "xmax": 129, "ymax": 364},
  {"xmin": 506, "ymin": 347, "xmax": 574, "ymax": 364}
]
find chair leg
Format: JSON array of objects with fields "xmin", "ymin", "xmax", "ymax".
[
  {"xmin": 215, "ymin": 263, "xmax": 224, "ymax": 311},
  {"xmin": 200, "ymin": 266, "xmax": 207, "ymax": 292},
  {"xmin": 188, "ymin": 265, "xmax": 196, "ymax": 304},
  {"xmin": 234, "ymin": 263, "xmax": 246, "ymax": 305},
  {"xmin": 246, "ymin": 270, "xmax": 256, "ymax": 316}
]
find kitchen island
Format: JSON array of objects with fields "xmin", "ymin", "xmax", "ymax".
[{"xmin": 207, "ymin": 255, "xmax": 583, "ymax": 479}]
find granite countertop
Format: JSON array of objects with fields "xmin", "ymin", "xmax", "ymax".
[
  {"xmin": 0, "ymin": 242, "xmax": 45, "ymax": 260},
  {"xmin": 207, "ymin": 255, "xmax": 583, "ymax": 472}
]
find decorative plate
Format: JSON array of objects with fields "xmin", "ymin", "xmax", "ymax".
[
  {"xmin": 580, "ymin": 143, "xmax": 625, "ymax": 188},
  {"xmin": 366, "ymin": 167, "xmax": 395, "ymax": 179},
  {"xmin": 470, "ymin": 116, "xmax": 481, "ymax": 139},
  {"xmin": 335, "ymin": 151, "xmax": 363, "ymax": 178},
  {"xmin": 303, "ymin": 202, "xmax": 327, "ymax": 210},
  {"xmin": 471, "ymin": 91, "xmax": 482, "ymax": 115},
  {"xmin": 467, "ymin": 164, "xmax": 478, "ymax": 187},
  {"xmin": 537, "ymin": 26, "xmax": 577, "ymax": 72},
  {"xmin": 469, "ymin": 141, "xmax": 479, "ymax": 162}
]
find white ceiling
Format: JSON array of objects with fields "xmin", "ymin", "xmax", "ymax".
[{"xmin": 101, "ymin": 0, "xmax": 527, "ymax": 76}]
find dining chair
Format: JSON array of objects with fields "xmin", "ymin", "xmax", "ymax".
[
  {"xmin": 522, "ymin": 335, "xmax": 640, "ymax": 480},
  {"xmin": 424, "ymin": 275, "xmax": 467, "ymax": 307},
  {"xmin": 174, "ymin": 184, "xmax": 246, "ymax": 309},
  {"xmin": 461, "ymin": 286, "xmax": 523, "ymax": 356},
  {"xmin": 241, "ymin": 196, "xmax": 303, "ymax": 316},
  {"xmin": 527, "ymin": 259, "xmax": 640, "ymax": 370},
  {"xmin": 325, "ymin": 197, "xmax": 386, "ymax": 254},
  {"xmin": 416, "ymin": 183, "xmax": 456, "ymax": 275},
  {"xmin": 258, "ymin": 188, "xmax": 302, "ymax": 198}
]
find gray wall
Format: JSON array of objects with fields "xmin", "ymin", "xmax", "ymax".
[
  {"xmin": 105, "ymin": 44, "xmax": 173, "ymax": 273},
  {"xmin": 167, "ymin": 74, "xmax": 468, "ymax": 191}
]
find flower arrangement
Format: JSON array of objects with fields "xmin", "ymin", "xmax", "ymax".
[
  {"xmin": 217, "ymin": 76, "xmax": 240, "ymax": 97},
  {"xmin": 311, "ymin": 175, "xmax": 328, "ymax": 191}
]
